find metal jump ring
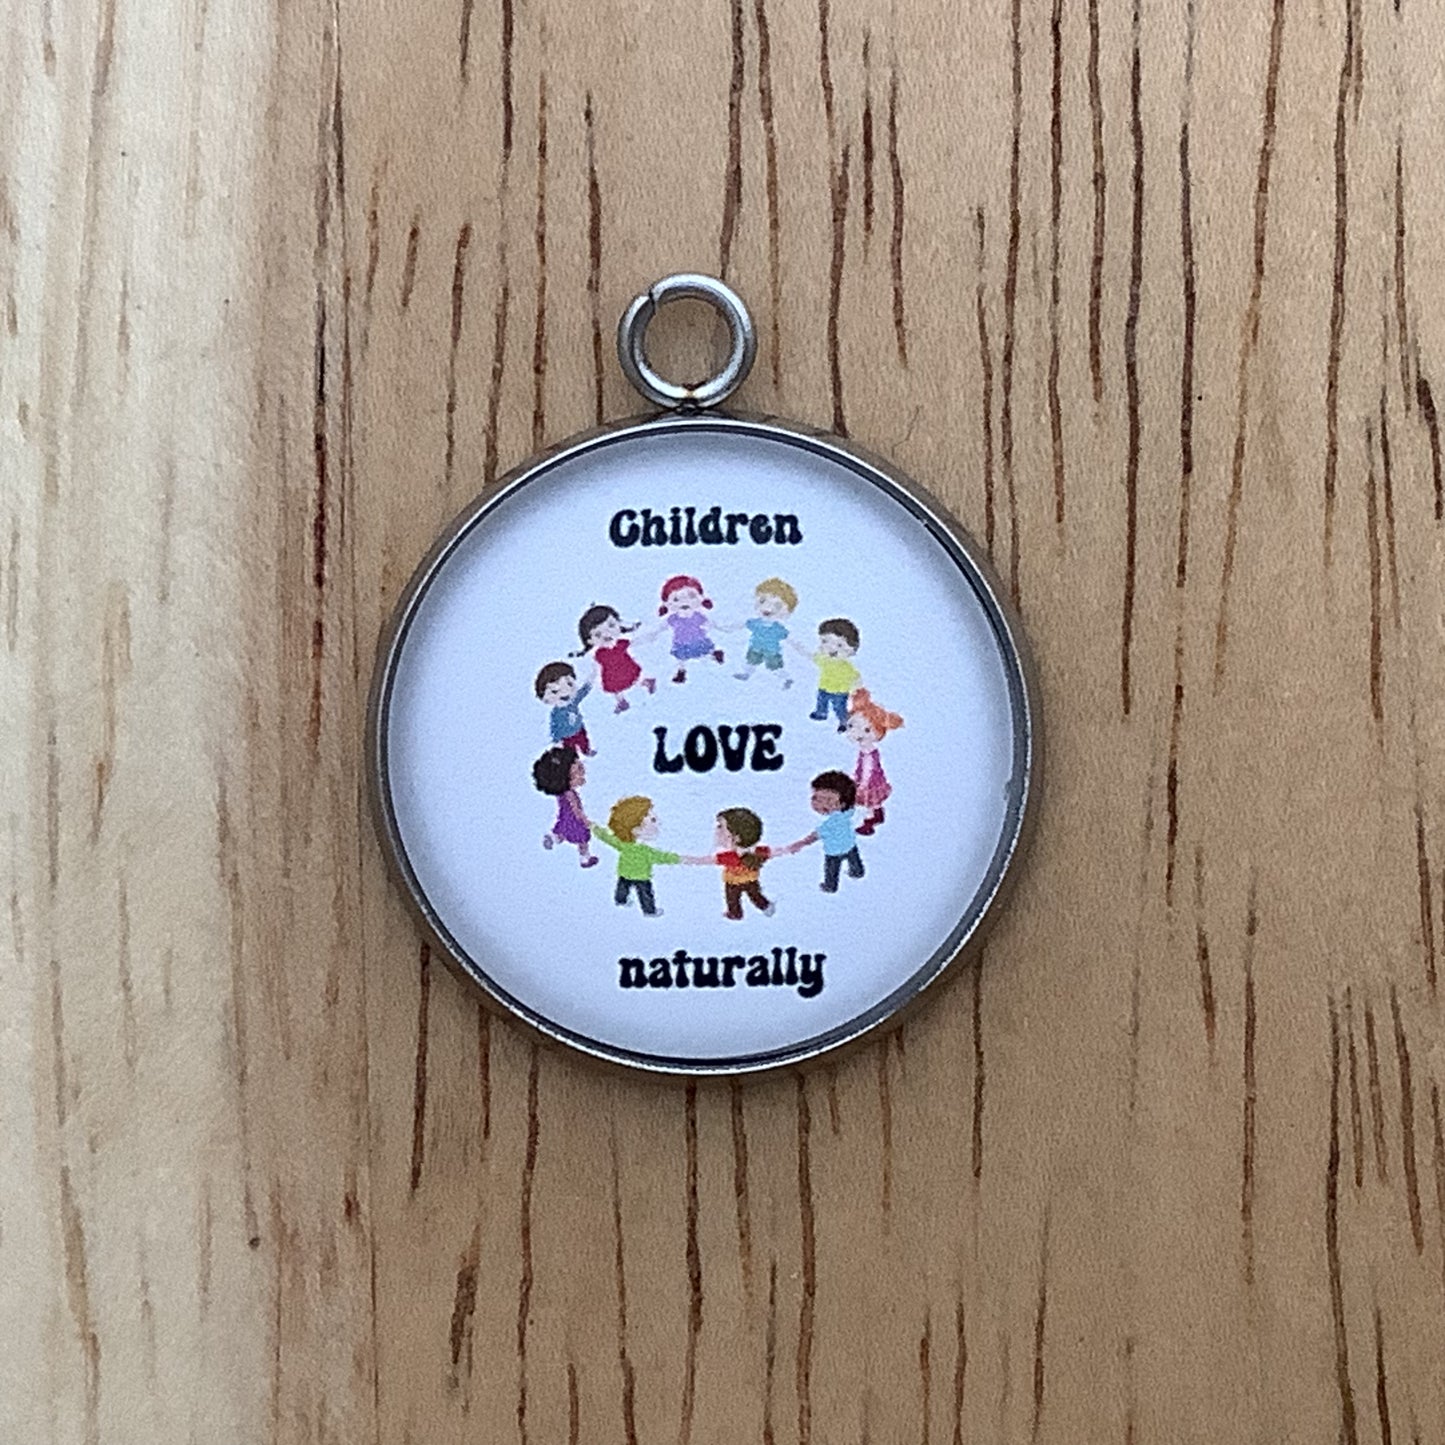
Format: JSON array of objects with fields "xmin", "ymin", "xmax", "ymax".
[{"xmin": 617, "ymin": 273, "xmax": 757, "ymax": 411}]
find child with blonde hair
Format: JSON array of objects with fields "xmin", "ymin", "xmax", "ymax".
[
  {"xmin": 732, "ymin": 577, "xmax": 799, "ymax": 689},
  {"xmin": 845, "ymin": 689, "xmax": 903, "ymax": 835},
  {"xmin": 591, "ymin": 797, "xmax": 690, "ymax": 916}
]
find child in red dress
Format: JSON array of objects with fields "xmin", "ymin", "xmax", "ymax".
[{"xmin": 573, "ymin": 604, "xmax": 657, "ymax": 713}]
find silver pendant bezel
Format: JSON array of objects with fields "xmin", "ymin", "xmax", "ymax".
[{"xmin": 367, "ymin": 409, "xmax": 1041, "ymax": 1077}]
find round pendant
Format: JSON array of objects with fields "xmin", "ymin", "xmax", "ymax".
[{"xmin": 369, "ymin": 275, "xmax": 1039, "ymax": 1075}]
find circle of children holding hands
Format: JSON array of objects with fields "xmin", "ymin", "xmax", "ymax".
[{"xmin": 530, "ymin": 574, "xmax": 905, "ymax": 919}]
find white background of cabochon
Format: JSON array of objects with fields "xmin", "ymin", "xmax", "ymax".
[{"xmin": 384, "ymin": 429, "xmax": 1020, "ymax": 1061}]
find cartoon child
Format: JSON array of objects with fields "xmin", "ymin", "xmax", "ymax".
[
  {"xmin": 535, "ymin": 661, "xmax": 595, "ymax": 756},
  {"xmin": 531, "ymin": 745, "xmax": 598, "ymax": 867},
  {"xmin": 732, "ymin": 578, "xmax": 798, "ymax": 688},
  {"xmin": 573, "ymin": 604, "xmax": 657, "ymax": 714},
  {"xmin": 654, "ymin": 574, "xmax": 724, "ymax": 684},
  {"xmin": 800, "ymin": 618, "xmax": 861, "ymax": 729},
  {"xmin": 789, "ymin": 770, "xmax": 866, "ymax": 893},
  {"xmin": 592, "ymin": 796, "xmax": 689, "ymax": 917},
  {"xmin": 845, "ymin": 689, "xmax": 903, "ymax": 836},
  {"xmin": 704, "ymin": 808, "xmax": 798, "ymax": 920}
]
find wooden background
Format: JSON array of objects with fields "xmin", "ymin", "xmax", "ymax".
[{"xmin": 5, "ymin": 0, "xmax": 1445, "ymax": 1439}]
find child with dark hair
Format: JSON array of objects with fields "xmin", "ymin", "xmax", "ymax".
[
  {"xmin": 800, "ymin": 618, "xmax": 861, "ymax": 729},
  {"xmin": 706, "ymin": 808, "xmax": 801, "ymax": 920},
  {"xmin": 788, "ymin": 770, "xmax": 866, "ymax": 893},
  {"xmin": 573, "ymin": 604, "xmax": 657, "ymax": 714},
  {"xmin": 535, "ymin": 661, "xmax": 595, "ymax": 755},
  {"xmin": 531, "ymin": 745, "xmax": 597, "ymax": 867}
]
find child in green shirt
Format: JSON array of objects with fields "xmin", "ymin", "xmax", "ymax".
[{"xmin": 592, "ymin": 796, "xmax": 690, "ymax": 917}]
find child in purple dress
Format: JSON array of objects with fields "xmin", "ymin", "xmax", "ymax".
[
  {"xmin": 532, "ymin": 745, "xmax": 598, "ymax": 867},
  {"xmin": 654, "ymin": 574, "xmax": 724, "ymax": 684}
]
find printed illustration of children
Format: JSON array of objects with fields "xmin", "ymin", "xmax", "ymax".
[
  {"xmin": 704, "ymin": 808, "xmax": 804, "ymax": 920},
  {"xmin": 592, "ymin": 796, "xmax": 691, "ymax": 917},
  {"xmin": 731, "ymin": 578, "xmax": 798, "ymax": 688},
  {"xmin": 573, "ymin": 604, "xmax": 657, "ymax": 714},
  {"xmin": 652, "ymin": 574, "xmax": 724, "ymax": 684},
  {"xmin": 797, "ymin": 618, "xmax": 861, "ymax": 729},
  {"xmin": 846, "ymin": 690, "xmax": 904, "ymax": 836},
  {"xmin": 535, "ymin": 661, "xmax": 595, "ymax": 755},
  {"xmin": 531, "ymin": 745, "xmax": 598, "ymax": 867},
  {"xmin": 788, "ymin": 770, "xmax": 866, "ymax": 893}
]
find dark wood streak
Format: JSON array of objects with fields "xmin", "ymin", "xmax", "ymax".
[
  {"xmin": 1167, "ymin": 0, "xmax": 1199, "ymax": 905},
  {"xmin": 951, "ymin": 1298, "xmax": 966, "ymax": 1445},
  {"xmin": 971, "ymin": 954, "xmax": 985, "ymax": 1182},
  {"xmin": 729, "ymin": 1080, "xmax": 754, "ymax": 1297},
  {"xmin": 1377, "ymin": 388, "xmax": 1400, "ymax": 626},
  {"xmin": 1327, "ymin": 993, "xmax": 1360, "ymax": 1445},
  {"xmin": 1364, "ymin": 1000, "xmax": 1389, "ymax": 1181},
  {"xmin": 52, "ymin": 955, "xmax": 100, "ymax": 1444},
  {"xmin": 609, "ymin": 1127, "xmax": 639, "ymax": 1445},
  {"xmin": 1000, "ymin": 0, "xmax": 1022, "ymax": 606},
  {"xmin": 1388, "ymin": 986, "xmax": 1424, "ymax": 1252},
  {"xmin": 1213, "ymin": 0, "xmax": 1287, "ymax": 687},
  {"xmin": 1430, "ymin": 1085, "xmax": 1445, "ymax": 1310},
  {"xmin": 567, "ymin": 1360, "xmax": 580, "ymax": 1445},
  {"xmin": 448, "ymin": 1223, "xmax": 480, "ymax": 1380},
  {"xmin": 762, "ymin": 1259, "xmax": 778, "ymax": 1445},
  {"xmin": 753, "ymin": 0, "xmax": 782, "ymax": 386},
  {"xmin": 887, "ymin": 64, "xmax": 906, "ymax": 367},
  {"xmin": 1393, "ymin": 138, "xmax": 1410, "ymax": 408},
  {"xmin": 477, "ymin": 1004, "xmax": 492, "ymax": 1145},
  {"xmin": 861, "ymin": 33, "xmax": 874, "ymax": 242},
  {"xmin": 1374, "ymin": 1306, "xmax": 1394, "ymax": 1445},
  {"xmin": 399, "ymin": 215, "xmax": 420, "ymax": 310},
  {"xmin": 1029, "ymin": 1208, "xmax": 1049, "ymax": 1444},
  {"xmin": 408, "ymin": 943, "xmax": 431, "ymax": 1194},
  {"xmin": 1364, "ymin": 420, "xmax": 1384, "ymax": 728},
  {"xmin": 444, "ymin": 221, "xmax": 473, "ymax": 490},
  {"xmin": 718, "ymin": 0, "xmax": 745, "ymax": 279},
  {"xmin": 114, "ymin": 878, "xmax": 135, "ymax": 1071},
  {"xmin": 500, "ymin": 0, "xmax": 515, "ymax": 159},
  {"xmin": 458, "ymin": 0, "xmax": 475, "ymax": 83},
  {"xmin": 1086, "ymin": 0, "xmax": 1105, "ymax": 406},
  {"xmin": 827, "ymin": 142, "xmax": 850, "ymax": 437},
  {"xmin": 795, "ymin": 1075, "xmax": 816, "ymax": 1445},
  {"xmin": 1194, "ymin": 847, "xmax": 1216, "ymax": 1053},
  {"xmin": 1414, "ymin": 370, "xmax": 1442, "ymax": 522},
  {"xmin": 530, "ymin": 69, "xmax": 548, "ymax": 452},
  {"xmin": 1322, "ymin": 0, "xmax": 1356, "ymax": 562},
  {"xmin": 1344, "ymin": 987, "xmax": 1365, "ymax": 1188},
  {"xmin": 1046, "ymin": 0, "xmax": 1064, "ymax": 525},
  {"xmin": 584, "ymin": 94, "xmax": 605, "ymax": 425},
  {"xmin": 1414, "ymin": 800, "xmax": 1438, "ymax": 995},
  {"xmin": 825, "ymin": 1064, "xmax": 842, "ymax": 1135},
  {"xmin": 680, "ymin": 1084, "xmax": 703, "ymax": 1445},
  {"xmin": 974, "ymin": 210, "xmax": 996, "ymax": 563},
  {"xmin": 482, "ymin": 260, "xmax": 512, "ymax": 487},
  {"xmin": 876, "ymin": 1040, "xmax": 893, "ymax": 1222},
  {"xmin": 516, "ymin": 1045, "xmax": 540, "ymax": 1443},
  {"xmin": 363, "ymin": 169, "xmax": 381, "ymax": 323},
  {"xmin": 1241, "ymin": 878, "xmax": 1258, "ymax": 1283},
  {"xmin": 816, "ymin": 0, "xmax": 835, "ymax": 152},
  {"xmin": 919, "ymin": 1309, "xmax": 932, "ymax": 1442},
  {"xmin": 1121, "ymin": 0, "xmax": 1144, "ymax": 718}
]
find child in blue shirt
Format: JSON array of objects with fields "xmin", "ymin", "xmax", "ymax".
[
  {"xmin": 732, "ymin": 577, "xmax": 798, "ymax": 689},
  {"xmin": 788, "ymin": 770, "xmax": 866, "ymax": 892},
  {"xmin": 534, "ymin": 661, "xmax": 595, "ymax": 755}
]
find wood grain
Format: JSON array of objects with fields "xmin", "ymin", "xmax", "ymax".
[{"xmin": 5, "ymin": 0, "xmax": 1445, "ymax": 1440}]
